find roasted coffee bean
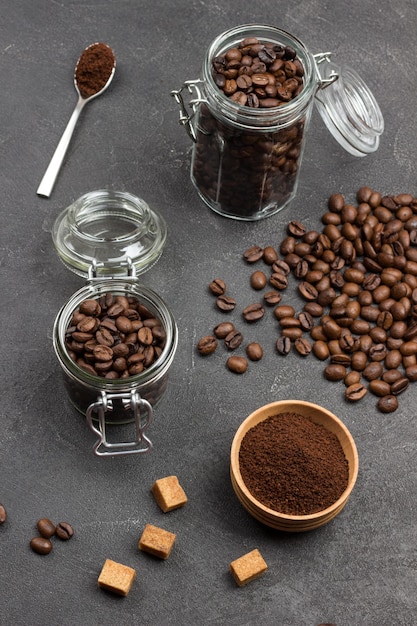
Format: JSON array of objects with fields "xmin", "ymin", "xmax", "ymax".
[
  {"xmin": 276, "ymin": 335, "xmax": 291, "ymax": 355},
  {"xmin": 368, "ymin": 379, "xmax": 391, "ymax": 397},
  {"xmin": 294, "ymin": 337, "xmax": 312, "ymax": 356},
  {"xmin": 242, "ymin": 303, "xmax": 265, "ymax": 322},
  {"xmin": 287, "ymin": 220, "xmax": 307, "ymax": 237},
  {"xmin": 330, "ymin": 353, "xmax": 351, "ymax": 366},
  {"xmin": 37, "ymin": 518, "xmax": 56, "ymax": 539},
  {"xmin": 272, "ymin": 259, "xmax": 291, "ymax": 275},
  {"xmin": 281, "ymin": 327, "xmax": 303, "ymax": 340},
  {"xmin": 270, "ymin": 272, "xmax": 289, "ymax": 290},
  {"xmin": 362, "ymin": 361, "xmax": 383, "ymax": 381},
  {"xmin": 390, "ymin": 377, "xmax": 409, "ymax": 395},
  {"xmin": 304, "ymin": 302, "xmax": 323, "ymax": 317},
  {"xmin": 209, "ymin": 278, "xmax": 226, "ymax": 295},
  {"xmin": 226, "ymin": 356, "xmax": 248, "ymax": 374},
  {"xmin": 213, "ymin": 322, "xmax": 235, "ymax": 339},
  {"xmin": 80, "ymin": 299, "xmax": 101, "ymax": 316},
  {"xmin": 246, "ymin": 342, "xmax": 263, "ymax": 361},
  {"xmin": 0, "ymin": 503, "xmax": 6, "ymax": 524},
  {"xmin": 279, "ymin": 316, "xmax": 300, "ymax": 329},
  {"xmin": 263, "ymin": 246, "xmax": 279, "ymax": 265},
  {"xmin": 30, "ymin": 537, "xmax": 53, "ymax": 555},
  {"xmin": 377, "ymin": 395, "xmax": 399, "ymax": 413},
  {"xmin": 216, "ymin": 295, "xmax": 236, "ymax": 312},
  {"xmin": 243, "ymin": 245, "xmax": 264, "ymax": 263},
  {"xmin": 197, "ymin": 336, "xmax": 218, "ymax": 355},
  {"xmin": 250, "ymin": 271, "xmax": 267, "ymax": 290},
  {"xmin": 313, "ymin": 340, "xmax": 330, "ymax": 361},
  {"xmin": 324, "ymin": 363, "xmax": 346, "ymax": 381},
  {"xmin": 55, "ymin": 521, "xmax": 74, "ymax": 541},
  {"xmin": 224, "ymin": 330, "xmax": 244, "ymax": 350},
  {"xmin": 345, "ymin": 382, "xmax": 367, "ymax": 401},
  {"xmin": 274, "ymin": 304, "xmax": 295, "ymax": 319},
  {"xmin": 263, "ymin": 290, "xmax": 281, "ymax": 306},
  {"xmin": 344, "ymin": 370, "xmax": 361, "ymax": 387},
  {"xmin": 298, "ymin": 311, "xmax": 314, "ymax": 331},
  {"xmin": 298, "ymin": 281, "xmax": 318, "ymax": 301}
]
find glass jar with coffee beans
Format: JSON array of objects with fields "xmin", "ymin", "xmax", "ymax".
[
  {"xmin": 52, "ymin": 190, "xmax": 178, "ymax": 456},
  {"xmin": 172, "ymin": 24, "xmax": 383, "ymax": 221}
]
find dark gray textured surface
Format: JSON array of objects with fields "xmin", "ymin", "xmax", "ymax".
[{"xmin": 0, "ymin": 1, "xmax": 416, "ymax": 624}]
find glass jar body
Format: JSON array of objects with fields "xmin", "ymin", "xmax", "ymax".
[
  {"xmin": 189, "ymin": 25, "xmax": 319, "ymax": 221},
  {"xmin": 53, "ymin": 279, "xmax": 178, "ymax": 424}
]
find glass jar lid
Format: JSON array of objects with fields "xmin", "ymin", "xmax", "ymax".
[
  {"xmin": 52, "ymin": 189, "xmax": 167, "ymax": 277},
  {"xmin": 314, "ymin": 60, "xmax": 384, "ymax": 157}
]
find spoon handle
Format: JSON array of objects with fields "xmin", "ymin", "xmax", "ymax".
[{"xmin": 37, "ymin": 96, "xmax": 86, "ymax": 198}]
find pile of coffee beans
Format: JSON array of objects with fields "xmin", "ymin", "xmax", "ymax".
[
  {"xmin": 211, "ymin": 37, "xmax": 304, "ymax": 108},
  {"xmin": 65, "ymin": 293, "xmax": 166, "ymax": 379},
  {"xmin": 192, "ymin": 37, "xmax": 306, "ymax": 219},
  {"xmin": 30, "ymin": 517, "xmax": 74, "ymax": 555},
  {"xmin": 197, "ymin": 187, "xmax": 417, "ymax": 413}
]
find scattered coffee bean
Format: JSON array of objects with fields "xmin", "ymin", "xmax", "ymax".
[
  {"xmin": 216, "ymin": 295, "xmax": 236, "ymax": 312},
  {"xmin": 226, "ymin": 356, "xmax": 248, "ymax": 374},
  {"xmin": 30, "ymin": 536, "xmax": 53, "ymax": 555},
  {"xmin": 294, "ymin": 337, "xmax": 312, "ymax": 356},
  {"xmin": 250, "ymin": 270, "xmax": 267, "ymax": 290},
  {"xmin": 0, "ymin": 503, "xmax": 6, "ymax": 524},
  {"xmin": 213, "ymin": 321, "xmax": 235, "ymax": 339},
  {"xmin": 276, "ymin": 335, "xmax": 291, "ymax": 355},
  {"xmin": 37, "ymin": 518, "xmax": 56, "ymax": 539},
  {"xmin": 377, "ymin": 395, "xmax": 399, "ymax": 413},
  {"xmin": 242, "ymin": 303, "xmax": 265, "ymax": 322},
  {"xmin": 209, "ymin": 278, "xmax": 226, "ymax": 295},
  {"xmin": 263, "ymin": 290, "xmax": 281, "ymax": 306},
  {"xmin": 243, "ymin": 245, "xmax": 264, "ymax": 263},
  {"xmin": 197, "ymin": 335, "xmax": 218, "ymax": 355},
  {"xmin": 55, "ymin": 521, "xmax": 74, "ymax": 541},
  {"xmin": 224, "ymin": 329, "xmax": 243, "ymax": 350},
  {"xmin": 246, "ymin": 342, "xmax": 263, "ymax": 361},
  {"xmin": 345, "ymin": 382, "xmax": 368, "ymax": 401}
]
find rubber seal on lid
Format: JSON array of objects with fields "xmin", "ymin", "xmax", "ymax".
[
  {"xmin": 52, "ymin": 189, "xmax": 167, "ymax": 278},
  {"xmin": 315, "ymin": 60, "xmax": 384, "ymax": 157}
]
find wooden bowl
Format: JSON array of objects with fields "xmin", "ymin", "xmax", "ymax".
[{"xmin": 230, "ymin": 400, "xmax": 359, "ymax": 532}]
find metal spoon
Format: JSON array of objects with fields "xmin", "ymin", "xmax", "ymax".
[{"xmin": 37, "ymin": 42, "xmax": 116, "ymax": 198}]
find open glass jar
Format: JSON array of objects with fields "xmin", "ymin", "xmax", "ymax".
[
  {"xmin": 172, "ymin": 24, "xmax": 384, "ymax": 221},
  {"xmin": 52, "ymin": 190, "xmax": 178, "ymax": 457}
]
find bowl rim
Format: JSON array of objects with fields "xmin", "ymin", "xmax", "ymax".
[{"xmin": 230, "ymin": 400, "xmax": 359, "ymax": 521}]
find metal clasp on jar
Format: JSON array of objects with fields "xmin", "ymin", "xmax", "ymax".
[
  {"xmin": 86, "ymin": 390, "xmax": 153, "ymax": 457},
  {"xmin": 171, "ymin": 79, "xmax": 207, "ymax": 142},
  {"xmin": 314, "ymin": 52, "xmax": 339, "ymax": 90}
]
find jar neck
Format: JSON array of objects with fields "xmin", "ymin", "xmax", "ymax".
[{"xmin": 202, "ymin": 24, "xmax": 318, "ymax": 130}]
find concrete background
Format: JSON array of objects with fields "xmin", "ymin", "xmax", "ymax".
[{"xmin": 0, "ymin": 1, "xmax": 416, "ymax": 624}]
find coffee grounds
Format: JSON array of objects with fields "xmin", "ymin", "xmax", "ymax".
[
  {"xmin": 75, "ymin": 42, "xmax": 114, "ymax": 98},
  {"xmin": 239, "ymin": 412, "xmax": 349, "ymax": 515}
]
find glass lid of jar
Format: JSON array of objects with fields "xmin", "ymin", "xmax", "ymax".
[
  {"xmin": 314, "ymin": 60, "xmax": 384, "ymax": 157},
  {"xmin": 52, "ymin": 189, "xmax": 167, "ymax": 277}
]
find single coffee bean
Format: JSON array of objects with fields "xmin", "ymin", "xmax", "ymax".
[
  {"xmin": 263, "ymin": 246, "xmax": 279, "ymax": 265},
  {"xmin": 345, "ymin": 382, "xmax": 367, "ymax": 401},
  {"xmin": 362, "ymin": 361, "xmax": 383, "ymax": 381},
  {"xmin": 226, "ymin": 355, "xmax": 248, "ymax": 374},
  {"xmin": 213, "ymin": 322, "xmax": 235, "ymax": 339},
  {"xmin": 368, "ymin": 379, "xmax": 391, "ymax": 397},
  {"xmin": 209, "ymin": 278, "xmax": 226, "ymax": 295},
  {"xmin": 37, "ymin": 518, "xmax": 56, "ymax": 539},
  {"xmin": 276, "ymin": 335, "xmax": 291, "ymax": 355},
  {"xmin": 0, "ymin": 503, "xmax": 6, "ymax": 524},
  {"xmin": 197, "ymin": 336, "xmax": 218, "ymax": 355},
  {"xmin": 216, "ymin": 294, "xmax": 236, "ymax": 312},
  {"xmin": 242, "ymin": 303, "xmax": 265, "ymax": 322},
  {"xmin": 324, "ymin": 364, "xmax": 347, "ymax": 381},
  {"xmin": 294, "ymin": 337, "xmax": 312, "ymax": 356},
  {"xmin": 390, "ymin": 377, "xmax": 409, "ymax": 395},
  {"xmin": 313, "ymin": 340, "xmax": 330, "ymax": 361},
  {"xmin": 298, "ymin": 281, "xmax": 318, "ymax": 301},
  {"xmin": 30, "ymin": 537, "xmax": 53, "ymax": 555},
  {"xmin": 330, "ymin": 353, "xmax": 351, "ymax": 366},
  {"xmin": 270, "ymin": 272, "xmax": 289, "ymax": 290},
  {"xmin": 250, "ymin": 270, "xmax": 267, "ymax": 290},
  {"xmin": 274, "ymin": 304, "xmax": 295, "ymax": 319},
  {"xmin": 246, "ymin": 342, "xmax": 263, "ymax": 361},
  {"xmin": 344, "ymin": 370, "xmax": 361, "ymax": 387},
  {"xmin": 243, "ymin": 245, "xmax": 264, "ymax": 263},
  {"xmin": 405, "ymin": 364, "xmax": 417, "ymax": 381},
  {"xmin": 298, "ymin": 311, "xmax": 314, "ymax": 331},
  {"xmin": 55, "ymin": 521, "xmax": 74, "ymax": 540},
  {"xmin": 224, "ymin": 329, "xmax": 244, "ymax": 350},
  {"xmin": 287, "ymin": 220, "xmax": 307, "ymax": 237},
  {"xmin": 377, "ymin": 394, "xmax": 398, "ymax": 413},
  {"xmin": 263, "ymin": 290, "xmax": 281, "ymax": 306}
]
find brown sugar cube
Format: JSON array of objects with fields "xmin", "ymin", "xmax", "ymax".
[
  {"xmin": 230, "ymin": 549, "xmax": 268, "ymax": 587},
  {"xmin": 151, "ymin": 475, "xmax": 188, "ymax": 513},
  {"xmin": 98, "ymin": 559, "xmax": 136, "ymax": 597},
  {"xmin": 139, "ymin": 523, "xmax": 176, "ymax": 559}
]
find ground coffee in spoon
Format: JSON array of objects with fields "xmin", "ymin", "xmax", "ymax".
[
  {"xmin": 239, "ymin": 412, "xmax": 349, "ymax": 515},
  {"xmin": 75, "ymin": 42, "xmax": 115, "ymax": 98}
]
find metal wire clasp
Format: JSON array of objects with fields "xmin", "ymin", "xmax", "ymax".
[
  {"xmin": 86, "ymin": 390, "xmax": 153, "ymax": 457},
  {"xmin": 171, "ymin": 79, "xmax": 207, "ymax": 142},
  {"xmin": 314, "ymin": 52, "xmax": 339, "ymax": 90}
]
